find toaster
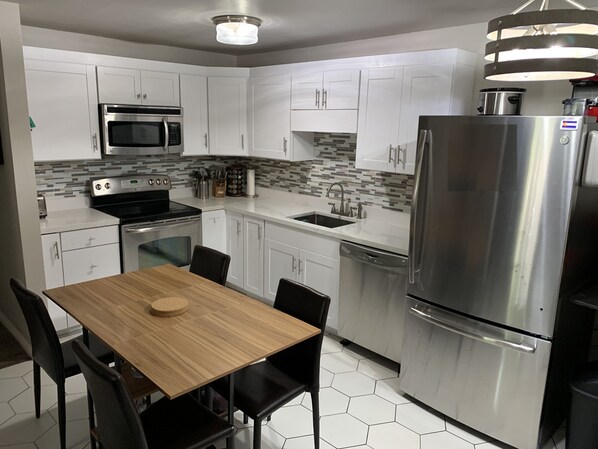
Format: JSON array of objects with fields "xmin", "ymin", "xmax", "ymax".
[{"xmin": 37, "ymin": 193, "xmax": 47, "ymax": 219}]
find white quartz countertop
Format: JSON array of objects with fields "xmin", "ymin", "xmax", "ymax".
[
  {"xmin": 175, "ymin": 195, "xmax": 409, "ymax": 255},
  {"xmin": 40, "ymin": 208, "xmax": 120, "ymax": 234}
]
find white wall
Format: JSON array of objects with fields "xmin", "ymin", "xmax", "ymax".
[
  {"xmin": 238, "ymin": 22, "xmax": 572, "ymax": 116},
  {"xmin": 21, "ymin": 25, "xmax": 237, "ymax": 67},
  {"xmin": 0, "ymin": 2, "xmax": 45, "ymax": 354}
]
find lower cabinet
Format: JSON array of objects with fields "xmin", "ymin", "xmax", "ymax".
[
  {"xmin": 243, "ymin": 217, "xmax": 264, "ymax": 297},
  {"xmin": 265, "ymin": 223, "xmax": 340, "ymax": 331},
  {"xmin": 201, "ymin": 210, "xmax": 227, "ymax": 254},
  {"xmin": 41, "ymin": 226, "xmax": 121, "ymax": 333},
  {"xmin": 226, "ymin": 212, "xmax": 244, "ymax": 288}
]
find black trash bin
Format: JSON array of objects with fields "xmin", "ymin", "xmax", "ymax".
[{"xmin": 568, "ymin": 360, "xmax": 598, "ymax": 449}]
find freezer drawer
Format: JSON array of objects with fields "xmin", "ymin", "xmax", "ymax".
[{"xmin": 399, "ymin": 297, "xmax": 551, "ymax": 449}]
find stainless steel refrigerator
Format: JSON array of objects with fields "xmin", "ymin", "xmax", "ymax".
[{"xmin": 399, "ymin": 115, "xmax": 598, "ymax": 449}]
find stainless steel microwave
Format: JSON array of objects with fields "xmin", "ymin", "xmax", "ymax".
[{"xmin": 100, "ymin": 104, "xmax": 183, "ymax": 156}]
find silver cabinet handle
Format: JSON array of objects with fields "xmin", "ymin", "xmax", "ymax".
[
  {"xmin": 409, "ymin": 307, "xmax": 536, "ymax": 354},
  {"xmin": 396, "ymin": 145, "xmax": 406, "ymax": 169},
  {"xmin": 241, "ymin": 134, "xmax": 244, "ymax": 150},
  {"xmin": 136, "ymin": 93, "xmax": 141, "ymax": 100},
  {"xmin": 143, "ymin": 93, "xmax": 147, "ymax": 100},
  {"xmin": 90, "ymin": 264, "xmax": 98, "ymax": 270},
  {"xmin": 92, "ymin": 133, "xmax": 98, "ymax": 152},
  {"xmin": 323, "ymin": 89, "xmax": 328, "ymax": 108},
  {"xmin": 236, "ymin": 221, "xmax": 241, "ymax": 235},
  {"xmin": 388, "ymin": 145, "xmax": 395, "ymax": 164},
  {"xmin": 298, "ymin": 259, "xmax": 303, "ymax": 275},
  {"xmin": 163, "ymin": 118, "xmax": 169, "ymax": 152},
  {"xmin": 53, "ymin": 241, "xmax": 60, "ymax": 260},
  {"xmin": 257, "ymin": 225, "xmax": 262, "ymax": 240},
  {"xmin": 204, "ymin": 133, "xmax": 208, "ymax": 148},
  {"xmin": 315, "ymin": 89, "xmax": 320, "ymax": 108},
  {"xmin": 283, "ymin": 137, "xmax": 288, "ymax": 155},
  {"xmin": 292, "ymin": 256, "xmax": 297, "ymax": 272},
  {"xmin": 125, "ymin": 219, "xmax": 201, "ymax": 234},
  {"xmin": 409, "ymin": 130, "xmax": 428, "ymax": 284}
]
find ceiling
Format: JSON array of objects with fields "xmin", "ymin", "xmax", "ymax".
[{"xmin": 7, "ymin": 0, "xmax": 586, "ymax": 55}]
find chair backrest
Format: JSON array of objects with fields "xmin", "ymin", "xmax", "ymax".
[
  {"xmin": 268, "ymin": 278, "xmax": 331, "ymax": 390},
  {"xmin": 189, "ymin": 244, "xmax": 231, "ymax": 286},
  {"xmin": 71, "ymin": 339, "xmax": 148, "ymax": 449},
  {"xmin": 9, "ymin": 278, "xmax": 65, "ymax": 384}
]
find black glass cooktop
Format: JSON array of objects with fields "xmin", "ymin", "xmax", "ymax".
[{"xmin": 94, "ymin": 200, "xmax": 201, "ymax": 225}]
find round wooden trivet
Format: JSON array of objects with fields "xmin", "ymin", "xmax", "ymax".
[{"xmin": 150, "ymin": 297, "xmax": 189, "ymax": 317}]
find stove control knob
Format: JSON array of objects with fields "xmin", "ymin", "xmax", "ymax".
[
  {"xmin": 163, "ymin": 178, "xmax": 169, "ymax": 185},
  {"xmin": 156, "ymin": 179, "xmax": 162, "ymax": 185},
  {"xmin": 104, "ymin": 182, "xmax": 111, "ymax": 190},
  {"xmin": 148, "ymin": 179, "xmax": 154, "ymax": 185},
  {"xmin": 94, "ymin": 183, "xmax": 102, "ymax": 191}
]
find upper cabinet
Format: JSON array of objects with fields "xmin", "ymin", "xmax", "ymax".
[
  {"xmin": 25, "ymin": 60, "xmax": 101, "ymax": 162},
  {"xmin": 356, "ymin": 61, "xmax": 474, "ymax": 175},
  {"xmin": 208, "ymin": 76, "xmax": 248, "ymax": 156},
  {"xmin": 291, "ymin": 69, "xmax": 360, "ymax": 110},
  {"xmin": 97, "ymin": 66, "xmax": 180, "ymax": 106},
  {"xmin": 248, "ymin": 75, "xmax": 314, "ymax": 161},
  {"xmin": 180, "ymin": 74, "xmax": 209, "ymax": 156}
]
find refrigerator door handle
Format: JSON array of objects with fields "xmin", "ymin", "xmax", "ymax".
[
  {"xmin": 409, "ymin": 306, "xmax": 537, "ymax": 354},
  {"xmin": 409, "ymin": 129, "xmax": 428, "ymax": 284}
]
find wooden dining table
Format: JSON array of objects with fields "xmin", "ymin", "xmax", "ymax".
[{"xmin": 44, "ymin": 264, "xmax": 320, "ymax": 448}]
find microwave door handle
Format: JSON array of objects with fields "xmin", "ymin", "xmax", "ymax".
[
  {"xmin": 163, "ymin": 118, "xmax": 169, "ymax": 152},
  {"xmin": 125, "ymin": 219, "xmax": 201, "ymax": 234}
]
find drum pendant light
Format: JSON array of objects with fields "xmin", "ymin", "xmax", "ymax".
[
  {"xmin": 485, "ymin": 0, "xmax": 598, "ymax": 81},
  {"xmin": 212, "ymin": 15, "xmax": 262, "ymax": 45}
]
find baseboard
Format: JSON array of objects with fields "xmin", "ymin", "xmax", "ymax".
[{"xmin": 0, "ymin": 310, "xmax": 31, "ymax": 356}]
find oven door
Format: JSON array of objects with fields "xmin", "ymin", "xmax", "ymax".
[{"xmin": 121, "ymin": 216, "xmax": 201, "ymax": 273}]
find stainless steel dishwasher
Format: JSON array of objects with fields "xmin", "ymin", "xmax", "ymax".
[{"xmin": 338, "ymin": 241, "xmax": 408, "ymax": 363}]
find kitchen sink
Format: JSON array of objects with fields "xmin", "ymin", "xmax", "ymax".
[{"xmin": 291, "ymin": 212, "xmax": 355, "ymax": 228}]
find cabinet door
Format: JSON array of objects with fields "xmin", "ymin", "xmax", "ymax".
[
  {"xmin": 208, "ymin": 77, "xmax": 248, "ymax": 156},
  {"xmin": 202, "ymin": 210, "xmax": 227, "ymax": 254},
  {"xmin": 300, "ymin": 249, "xmax": 340, "ymax": 331},
  {"xmin": 249, "ymin": 75, "xmax": 292, "ymax": 160},
  {"xmin": 397, "ymin": 64, "xmax": 453, "ymax": 175},
  {"xmin": 180, "ymin": 74, "xmax": 209, "ymax": 156},
  {"xmin": 291, "ymin": 73, "xmax": 322, "ymax": 110},
  {"xmin": 355, "ymin": 67, "xmax": 403, "ymax": 172},
  {"xmin": 226, "ymin": 212, "xmax": 244, "ymax": 288},
  {"xmin": 141, "ymin": 70, "xmax": 180, "ymax": 106},
  {"xmin": 323, "ymin": 69, "xmax": 360, "ymax": 110},
  {"xmin": 41, "ymin": 234, "xmax": 67, "ymax": 330},
  {"xmin": 26, "ymin": 60, "xmax": 101, "ymax": 162},
  {"xmin": 243, "ymin": 217, "xmax": 264, "ymax": 297},
  {"xmin": 62, "ymin": 243, "xmax": 121, "ymax": 285},
  {"xmin": 97, "ymin": 66, "xmax": 142, "ymax": 104},
  {"xmin": 264, "ymin": 239, "xmax": 299, "ymax": 304}
]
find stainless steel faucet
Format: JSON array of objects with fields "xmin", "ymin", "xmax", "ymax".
[{"xmin": 326, "ymin": 182, "xmax": 345, "ymax": 215}]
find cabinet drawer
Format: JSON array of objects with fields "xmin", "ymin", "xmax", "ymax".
[
  {"xmin": 61, "ymin": 226, "xmax": 119, "ymax": 251},
  {"xmin": 266, "ymin": 222, "xmax": 339, "ymax": 260},
  {"xmin": 62, "ymin": 243, "xmax": 120, "ymax": 285}
]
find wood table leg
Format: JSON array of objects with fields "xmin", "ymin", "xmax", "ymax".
[
  {"xmin": 82, "ymin": 329, "xmax": 97, "ymax": 449},
  {"xmin": 226, "ymin": 372, "xmax": 235, "ymax": 449}
]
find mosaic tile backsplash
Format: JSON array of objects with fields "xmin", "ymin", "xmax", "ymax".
[{"xmin": 34, "ymin": 133, "xmax": 413, "ymax": 213}]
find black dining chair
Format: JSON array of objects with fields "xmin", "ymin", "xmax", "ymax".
[
  {"xmin": 213, "ymin": 278, "xmax": 331, "ymax": 449},
  {"xmin": 189, "ymin": 244, "xmax": 231, "ymax": 286},
  {"xmin": 9, "ymin": 278, "xmax": 114, "ymax": 449},
  {"xmin": 71, "ymin": 339, "xmax": 235, "ymax": 449}
]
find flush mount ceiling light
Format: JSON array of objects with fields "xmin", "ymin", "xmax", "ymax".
[
  {"xmin": 212, "ymin": 15, "xmax": 262, "ymax": 45},
  {"xmin": 485, "ymin": 0, "xmax": 598, "ymax": 81}
]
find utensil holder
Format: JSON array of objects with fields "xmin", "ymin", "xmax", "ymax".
[{"xmin": 196, "ymin": 180, "xmax": 209, "ymax": 199}]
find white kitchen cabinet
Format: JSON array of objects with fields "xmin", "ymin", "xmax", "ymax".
[
  {"xmin": 243, "ymin": 217, "xmax": 264, "ymax": 297},
  {"xmin": 226, "ymin": 212, "xmax": 244, "ymax": 288},
  {"xmin": 180, "ymin": 74, "xmax": 209, "ymax": 156},
  {"xmin": 291, "ymin": 69, "xmax": 360, "ymax": 110},
  {"xmin": 25, "ymin": 60, "xmax": 100, "ymax": 162},
  {"xmin": 62, "ymin": 244, "xmax": 120, "ymax": 285},
  {"xmin": 264, "ymin": 223, "xmax": 340, "ymax": 331},
  {"xmin": 248, "ymin": 75, "xmax": 314, "ymax": 161},
  {"xmin": 41, "ymin": 233, "xmax": 68, "ymax": 330},
  {"xmin": 356, "ymin": 63, "xmax": 464, "ymax": 175},
  {"xmin": 201, "ymin": 210, "xmax": 227, "ymax": 254},
  {"xmin": 208, "ymin": 77, "xmax": 248, "ymax": 156},
  {"xmin": 97, "ymin": 66, "xmax": 180, "ymax": 106}
]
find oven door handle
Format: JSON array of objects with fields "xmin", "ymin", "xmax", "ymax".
[
  {"xmin": 163, "ymin": 118, "xmax": 169, "ymax": 152},
  {"xmin": 124, "ymin": 219, "xmax": 201, "ymax": 234}
]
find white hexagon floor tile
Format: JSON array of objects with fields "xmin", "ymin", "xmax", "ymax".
[
  {"xmin": 234, "ymin": 424, "xmax": 286, "ymax": 449},
  {"xmin": 552, "ymin": 426, "xmax": 566, "ymax": 449},
  {"xmin": 0, "ymin": 443, "xmax": 38, "ymax": 449},
  {"xmin": 374, "ymin": 377, "xmax": 411, "ymax": 405},
  {"xmin": 348, "ymin": 394, "xmax": 395, "ymax": 425},
  {"xmin": 284, "ymin": 435, "xmax": 335, "ymax": 449},
  {"xmin": 301, "ymin": 387, "xmax": 349, "ymax": 415},
  {"xmin": 0, "ymin": 402, "xmax": 15, "ymax": 427},
  {"xmin": 321, "ymin": 335, "xmax": 344, "ymax": 354},
  {"xmin": 48, "ymin": 393, "xmax": 89, "ymax": 422},
  {"xmin": 267, "ymin": 405, "xmax": 314, "ymax": 438},
  {"xmin": 321, "ymin": 414, "xmax": 368, "ymax": 448},
  {"xmin": 320, "ymin": 352, "xmax": 359, "ymax": 374},
  {"xmin": 367, "ymin": 422, "xmax": 419, "ymax": 449},
  {"xmin": 65, "ymin": 374, "xmax": 88, "ymax": 395},
  {"xmin": 395, "ymin": 402, "xmax": 445, "ymax": 434},
  {"xmin": 332, "ymin": 371, "xmax": 375, "ymax": 397},
  {"xmin": 445, "ymin": 418, "xmax": 491, "ymax": 445},
  {"xmin": 34, "ymin": 417, "xmax": 90, "ymax": 449},
  {"xmin": 320, "ymin": 368, "xmax": 334, "ymax": 388},
  {"xmin": 0, "ymin": 378, "xmax": 29, "ymax": 403},
  {"xmin": 0, "ymin": 411, "xmax": 55, "ymax": 445},
  {"xmin": 421, "ymin": 431, "xmax": 474, "ymax": 449},
  {"xmin": 283, "ymin": 392, "xmax": 305, "ymax": 407},
  {"xmin": 9, "ymin": 384, "xmax": 58, "ymax": 414},
  {"xmin": 0, "ymin": 362, "xmax": 31, "ymax": 379},
  {"xmin": 475, "ymin": 441, "xmax": 517, "ymax": 448},
  {"xmin": 22, "ymin": 368, "xmax": 55, "ymax": 388},
  {"xmin": 357, "ymin": 358, "xmax": 398, "ymax": 380}
]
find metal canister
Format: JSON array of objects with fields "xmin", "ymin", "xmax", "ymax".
[{"xmin": 477, "ymin": 88, "xmax": 526, "ymax": 115}]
